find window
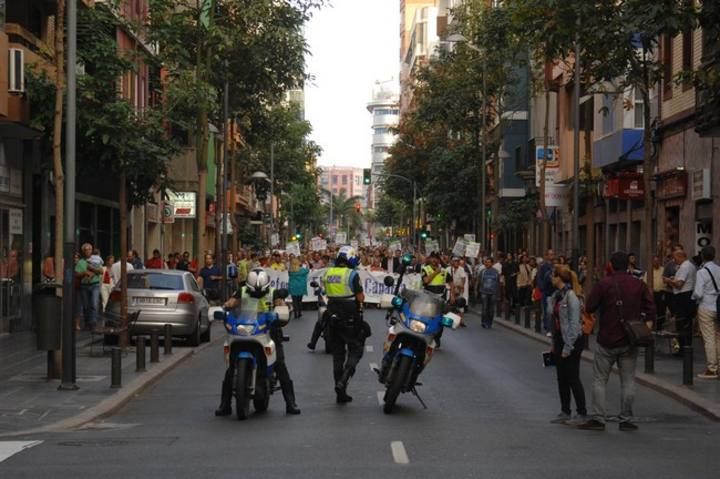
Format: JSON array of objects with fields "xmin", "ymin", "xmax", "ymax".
[
  {"xmin": 374, "ymin": 146, "xmax": 389, "ymax": 153},
  {"xmin": 662, "ymin": 34, "xmax": 673, "ymax": 99},
  {"xmin": 682, "ymin": 30, "xmax": 693, "ymax": 90},
  {"xmin": 320, "ymin": 176, "xmax": 328, "ymax": 184},
  {"xmin": 342, "ymin": 175, "xmax": 348, "ymax": 185},
  {"xmin": 374, "ymin": 128, "xmax": 389, "ymax": 135},
  {"xmin": 634, "ymin": 93, "xmax": 645, "ymax": 129},
  {"xmin": 355, "ymin": 176, "xmax": 360, "ymax": 186},
  {"xmin": 331, "ymin": 175, "xmax": 338, "ymax": 185},
  {"xmin": 514, "ymin": 146, "xmax": 523, "ymax": 172},
  {"xmin": 601, "ymin": 94, "xmax": 616, "ymax": 135}
]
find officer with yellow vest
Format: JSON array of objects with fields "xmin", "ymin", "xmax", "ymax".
[
  {"xmin": 421, "ymin": 252, "xmax": 454, "ymax": 347},
  {"xmin": 322, "ymin": 246, "xmax": 368, "ymax": 404},
  {"xmin": 215, "ymin": 268, "xmax": 301, "ymax": 416}
]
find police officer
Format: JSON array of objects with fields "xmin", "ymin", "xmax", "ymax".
[
  {"xmin": 421, "ymin": 252, "xmax": 454, "ymax": 347},
  {"xmin": 323, "ymin": 246, "xmax": 368, "ymax": 404},
  {"xmin": 215, "ymin": 268, "xmax": 301, "ymax": 416}
]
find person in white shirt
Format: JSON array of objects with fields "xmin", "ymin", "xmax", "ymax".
[
  {"xmin": 110, "ymin": 257, "xmax": 134, "ymax": 288},
  {"xmin": 665, "ymin": 248, "xmax": 697, "ymax": 356},
  {"xmin": 692, "ymin": 246, "xmax": 720, "ymax": 379}
]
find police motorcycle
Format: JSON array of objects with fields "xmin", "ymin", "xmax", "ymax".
[
  {"xmin": 377, "ymin": 255, "xmax": 465, "ymax": 414},
  {"xmin": 209, "ymin": 290, "xmax": 291, "ymax": 420},
  {"xmin": 307, "ymin": 280, "xmax": 333, "ymax": 354}
]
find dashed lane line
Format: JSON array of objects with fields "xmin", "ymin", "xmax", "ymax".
[
  {"xmin": 390, "ymin": 441, "xmax": 410, "ymax": 464},
  {"xmin": 377, "ymin": 391, "xmax": 385, "ymax": 406},
  {"xmin": 365, "ymin": 345, "xmax": 374, "ymax": 353}
]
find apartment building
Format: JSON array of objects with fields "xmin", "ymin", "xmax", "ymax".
[
  {"xmin": 366, "ymin": 80, "xmax": 399, "ymax": 209},
  {"xmin": 319, "ymin": 166, "xmax": 365, "ymax": 200},
  {"xmin": 399, "ymin": 0, "xmax": 438, "ymax": 116}
]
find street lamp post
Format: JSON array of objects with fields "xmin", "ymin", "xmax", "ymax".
[
  {"xmin": 220, "ymin": 66, "xmax": 229, "ymax": 301},
  {"xmin": 572, "ymin": 23, "xmax": 581, "ymax": 269}
]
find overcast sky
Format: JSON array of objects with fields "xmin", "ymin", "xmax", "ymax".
[{"xmin": 305, "ymin": 0, "xmax": 400, "ymax": 169}]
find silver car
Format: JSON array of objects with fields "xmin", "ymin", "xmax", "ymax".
[{"xmin": 105, "ymin": 270, "xmax": 211, "ymax": 346}]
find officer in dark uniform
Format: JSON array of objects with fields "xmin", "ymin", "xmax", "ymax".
[
  {"xmin": 323, "ymin": 246, "xmax": 368, "ymax": 404},
  {"xmin": 215, "ymin": 268, "xmax": 301, "ymax": 416}
]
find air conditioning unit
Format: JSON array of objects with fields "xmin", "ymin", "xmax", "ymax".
[{"xmin": 8, "ymin": 48, "xmax": 24, "ymax": 93}]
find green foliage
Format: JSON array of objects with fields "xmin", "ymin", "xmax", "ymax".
[
  {"xmin": 25, "ymin": 68, "xmax": 56, "ymax": 135},
  {"xmin": 374, "ymin": 195, "xmax": 408, "ymax": 228}
]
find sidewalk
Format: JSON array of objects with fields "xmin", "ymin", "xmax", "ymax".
[
  {"xmin": 471, "ymin": 307, "xmax": 720, "ymax": 420},
  {"xmin": 0, "ymin": 327, "xmax": 214, "ymax": 437}
]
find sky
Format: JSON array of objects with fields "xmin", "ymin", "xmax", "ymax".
[{"xmin": 304, "ymin": 0, "xmax": 400, "ymax": 169}]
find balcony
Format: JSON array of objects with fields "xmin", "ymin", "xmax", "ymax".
[
  {"xmin": 695, "ymin": 34, "xmax": 720, "ymax": 137},
  {"xmin": 372, "ymin": 132, "xmax": 396, "ymax": 147}
]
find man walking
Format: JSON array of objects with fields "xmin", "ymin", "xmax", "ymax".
[
  {"xmin": 75, "ymin": 243, "xmax": 103, "ymax": 331},
  {"xmin": 537, "ymin": 249, "xmax": 556, "ymax": 336},
  {"xmin": 578, "ymin": 251, "xmax": 655, "ymax": 432},
  {"xmin": 664, "ymin": 248, "xmax": 697, "ymax": 357},
  {"xmin": 693, "ymin": 246, "xmax": 720, "ymax": 379}
]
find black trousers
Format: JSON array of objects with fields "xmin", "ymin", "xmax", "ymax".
[
  {"xmin": 480, "ymin": 294, "xmax": 496, "ymax": 326},
  {"xmin": 673, "ymin": 291, "xmax": 695, "ymax": 350},
  {"xmin": 518, "ymin": 286, "xmax": 531, "ymax": 307},
  {"xmin": 327, "ymin": 301, "xmax": 365, "ymax": 385},
  {"xmin": 291, "ymin": 296, "xmax": 303, "ymax": 318},
  {"xmin": 653, "ymin": 291, "xmax": 666, "ymax": 330},
  {"xmin": 553, "ymin": 337, "xmax": 586, "ymax": 416}
]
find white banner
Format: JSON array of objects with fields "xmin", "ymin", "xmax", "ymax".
[
  {"xmin": 310, "ymin": 238, "xmax": 327, "ymax": 251},
  {"xmin": 261, "ymin": 268, "xmax": 421, "ymax": 304},
  {"xmin": 452, "ymin": 238, "xmax": 466, "ymax": 257},
  {"xmin": 425, "ymin": 240, "xmax": 439, "ymax": 254},
  {"xmin": 465, "ymin": 241, "xmax": 481, "ymax": 259},
  {"xmin": 335, "ymin": 232, "xmax": 347, "ymax": 244},
  {"xmin": 286, "ymin": 241, "xmax": 301, "ymax": 256},
  {"xmin": 463, "ymin": 234, "xmax": 476, "ymax": 242}
]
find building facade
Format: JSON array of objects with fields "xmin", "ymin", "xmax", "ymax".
[
  {"xmin": 366, "ymin": 80, "xmax": 399, "ymax": 209},
  {"xmin": 319, "ymin": 166, "xmax": 365, "ymax": 200}
]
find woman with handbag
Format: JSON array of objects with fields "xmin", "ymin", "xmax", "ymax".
[{"xmin": 549, "ymin": 265, "xmax": 587, "ymax": 424}]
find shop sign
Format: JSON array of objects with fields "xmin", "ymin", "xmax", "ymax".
[
  {"xmin": 9, "ymin": 208, "xmax": 22, "ymax": 239},
  {"xmin": 535, "ymin": 146, "xmax": 560, "ymax": 188},
  {"xmin": 162, "ymin": 201, "xmax": 174, "ymax": 224},
  {"xmin": 656, "ymin": 170, "xmax": 688, "ymax": 200},
  {"xmin": 603, "ymin": 173, "xmax": 644, "ymax": 200},
  {"xmin": 546, "ymin": 185, "xmax": 569, "ymax": 207},
  {"xmin": 696, "ymin": 221, "xmax": 712, "ymax": 254},
  {"xmin": 692, "ymin": 168, "xmax": 711, "ymax": 201},
  {"xmin": 146, "ymin": 203, "xmax": 160, "ymax": 223},
  {"xmin": 167, "ymin": 191, "xmax": 197, "ymax": 218}
]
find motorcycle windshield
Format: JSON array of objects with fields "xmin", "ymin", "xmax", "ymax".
[
  {"xmin": 405, "ymin": 292, "xmax": 443, "ymax": 319},
  {"xmin": 231, "ymin": 311, "xmax": 259, "ymax": 325}
]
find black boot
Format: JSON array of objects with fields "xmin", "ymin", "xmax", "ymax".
[
  {"xmin": 282, "ymin": 380, "xmax": 301, "ymax": 415},
  {"xmin": 214, "ymin": 380, "xmax": 232, "ymax": 416},
  {"xmin": 336, "ymin": 388, "xmax": 353, "ymax": 404},
  {"xmin": 335, "ymin": 367, "xmax": 354, "ymax": 403},
  {"xmin": 307, "ymin": 321, "xmax": 323, "ymax": 350}
]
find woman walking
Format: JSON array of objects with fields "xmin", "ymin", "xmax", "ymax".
[
  {"xmin": 549, "ymin": 265, "xmax": 587, "ymax": 424},
  {"xmin": 288, "ymin": 258, "xmax": 309, "ymax": 319}
]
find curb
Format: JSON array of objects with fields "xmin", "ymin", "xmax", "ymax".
[
  {"xmin": 470, "ymin": 307, "xmax": 720, "ymax": 421},
  {"xmin": 0, "ymin": 332, "xmax": 221, "ymax": 438}
]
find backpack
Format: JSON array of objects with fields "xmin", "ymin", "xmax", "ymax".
[
  {"xmin": 703, "ymin": 266, "xmax": 720, "ymax": 318},
  {"xmin": 481, "ymin": 268, "xmax": 499, "ymax": 295}
]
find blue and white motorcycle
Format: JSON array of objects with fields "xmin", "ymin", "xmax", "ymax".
[
  {"xmin": 210, "ymin": 302, "xmax": 291, "ymax": 420},
  {"xmin": 377, "ymin": 268, "xmax": 464, "ymax": 414}
]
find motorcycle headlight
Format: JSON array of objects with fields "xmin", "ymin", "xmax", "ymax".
[
  {"xmin": 234, "ymin": 324, "xmax": 255, "ymax": 336},
  {"xmin": 409, "ymin": 319, "xmax": 427, "ymax": 333}
]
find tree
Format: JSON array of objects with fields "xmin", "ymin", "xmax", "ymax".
[{"xmin": 322, "ymin": 191, "xmax": 364, "ymax": 240}]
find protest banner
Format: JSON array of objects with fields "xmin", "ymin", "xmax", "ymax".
[
  {"xmin": 310, "ymin": 238, "xmax": 327, "ymax": 251},
  {"xmin": 335, "ymin": 232, "xmax": 347, "ymax": 244},
  {"xmin": 286, "ymin": 241, "xmax": 301, "ymax": 256},
  {"xmin": 425, "ymin": 239, "xmax": 439, "ymax": 254},
  {"xmin": 465, "ymin": 241, "xmax": 480, "ymax": 259},
  {"xmin": 463, "ymin": 234, "xmax": 476, "ymax": 243},
  {"xmin": 452, "ymin": 238, "xmax": 467, "ymax": 257}
]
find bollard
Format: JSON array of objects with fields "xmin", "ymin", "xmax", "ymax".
[
  {"xmin": 534, "ymin": 305, "xmax": 542, "ymax": 333},
  {"xmin": 503, "ymin": 302, "xmax": 510, "ymax": 322},
  {"xmin": 513, "ymin": 306, "xmax": 520, "ymax": 325},
  {"xmin": 524, "ymin": 306, "xmax": 531, "ymax": 329},
  {"xmin": 164, "ymin": 324, "xmax": 173, "ymax": 355},
  {"xmin": 496, "ymin": 300, "xmax": 503, "ymax": 317},
  {"xmin": 644, "ymin": 341, "xmax": 655, "ymax": 374},
  {"xmin": 111, "ymin": 347, "xmax": 122, "ymax": 389},
  {"xmin": 682, "ymin": 342, "xmax": 693, "ymax": 386},
  {"xmin": 150, "ymin": 330, "xmax": 160, "ymax": 363},
  {"xmin": 135, "ymin": 336, "xmax": 146, "ymax": 373}
]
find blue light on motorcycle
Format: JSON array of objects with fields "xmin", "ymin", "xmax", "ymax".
[
  {"xmin": 391, "ymin": 296, "xmax": 403, "ymax": 309},
  {"xmin": 441, "ymin": 316, "xmax": 454, "ymax": 328}
]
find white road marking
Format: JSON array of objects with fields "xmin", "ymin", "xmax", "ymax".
[
  {"xmin": 0, "ymin": 441, "xmax": 43, "ymax": 464},
  {"xmin": 365, "ymin": 345, "xmax": 374, "ymax": 353},
  {"xmin": 17, "ymin": 409, "xmax": 28, "ymax": 416},
  {"xmin": 377, "ymin": 391, "xmax": 385, "ymax": 406},
  {"xmin": 390, "ymin": 441, "xmax": 410, "ymax": 464}
]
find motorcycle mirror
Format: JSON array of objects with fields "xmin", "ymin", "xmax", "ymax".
[
  {"xmin": 310, "ymin": 281, "xmax": 319, "ymax": 288},
  {"xmin": 211, "ymin": 308, "xmax": 226, "ymax": 322},
  {"xmin": 383, "ymin": 276, "xmax": 395, "ymax": 287},
  {"xmin": 276, "ymin": 288, "xmax": 289, "ymax": 299}
]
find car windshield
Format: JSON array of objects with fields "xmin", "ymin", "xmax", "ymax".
[
  {"xmin": 127, "ymin": 273, "xmax": 185, "ymax": 291},
  {"xmin": 403, "ymin": 290, "xmax": 443, "ymax": 318}
]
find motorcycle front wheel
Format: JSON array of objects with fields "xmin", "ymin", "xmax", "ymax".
[
  {"xmin": 383, "ymin": 355, "xmax": 412, "ymax": 414},
  {"xmin": 253, "ymin": 378, "xmax": 270, "ymax": 413},
  {"xmin": 234, "ymin": 358, "xmax": 252, "ymax": 420}
]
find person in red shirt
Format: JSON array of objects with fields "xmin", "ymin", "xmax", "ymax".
[{"xmin": 145, "ymin": 249, "xmax": 165, "ymax": 269}]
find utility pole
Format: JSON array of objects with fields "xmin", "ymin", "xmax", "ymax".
[
  {"xmin": 481, "ymin": 58, "xmax": 487, "ymax": 254},
  {"xmin": 270, "ymin": 143, "xmax": 275, "ymax": 246},
  {"xmin": 220, "ymin": 68, "xmax": 229, "ymax": 300},
  {"xmin": 60, "ymin": 0, "xmax": 78, "ymax": 391},
  {"xmin": 572, "ymin": 22, "xmax": 581, "ymax": 269}
]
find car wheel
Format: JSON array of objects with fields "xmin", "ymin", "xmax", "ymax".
[
  {"xmin": 187, "ymin": 320, "xmax": 201, "ymax": 347},
  {"xmin": 201, "ymin": 316, "xmax": 211, "ymax": 343}
]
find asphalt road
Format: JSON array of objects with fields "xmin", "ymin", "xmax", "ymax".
[{"xmin": 1, "ymin": 307, "xmax": 718, "ymax": 478}]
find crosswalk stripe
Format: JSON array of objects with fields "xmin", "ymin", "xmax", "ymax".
[{"xmin": 0, "ymin": 441, "xmax": 43, "ymax": 464}]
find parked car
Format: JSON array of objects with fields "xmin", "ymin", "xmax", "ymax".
[{"xmin": 104, "ymin": 270, "xmax": 211, "ymax": 346}]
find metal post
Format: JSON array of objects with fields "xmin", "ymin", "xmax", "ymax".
[
  {"xmin": 111, "ymin": 348, "xmax": 122, "ymax": 389},
  {"xmin": 644, "ymin": 341, "xmax": 655, "ymax": 374},
  {"xmin": 270, "ymin": 143, "xmax": 275, "ymax": 237},
  {"xmin": 412, "ymin": 181, "xmax": 417, "ymax": 250},
  {"xmin": 534, "ymin": 304, "xmax": 542, "ymax": 333},
  {"xmin": 164, "ymin": 324, "xmax": 173, "ymax": 355},
  {"xmin": 60, "ymin": 0, "xmax": 78, "ymax": 391},
  {"xmin": 135, "ymin": 336, "xmax": 146, "ymax": 373},
  {"xmin": 480, "ymin": 59, "xmax": 487, "ymax": 252},
  {"xmin": 220, "ymin": 70, "xmax": 229, "ymax": 301},
  {"xmin": 572, "ymin": 20, "xmax": 581, "ymax": 268},
  {"xmin": 150, "ymin": 330, "xmax": 159, "ymax": 363},
  {"xmin": 523, "ymin": 306, "xmax": 531, "ymax": 329},
  {"xmin": 683, "ymin": 324, "xmax": 693, "ymax": 385}
]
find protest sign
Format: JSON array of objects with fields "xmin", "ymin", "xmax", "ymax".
[
  {"xmin": 350, "ymin": 240, "xmax": 359, "ymax": 250},
  {"xmin": 425, "ymin": 240, "xmax": 439, "ymax": 254},
  {"xmin": 286, "ymin": 241, "xmax": 301, "ymax": 256},
  {"xmin": 310, "ymin": 238, "xmax": 327, "ymax": 251},
  {"xmin": 452, "ymin": 238, "xmax": 467, "ymax": 257},
  {"xmin": 465, "ymin": 241, "xmax": 481, "ymax": 259},
  {"xmin": 463, "ymin": 234, "xmax": 476, "ymax": 243},
  {"xmin": 270, "ymin": 233, "xmax": 279, "ymax": 247},
  {"xmin": 335, "ymin": 232, "xmax": 347, "ymax": 244},
  {"xmin": 388, "ymin": 240, "xmax": 401, "ymax": 252}
]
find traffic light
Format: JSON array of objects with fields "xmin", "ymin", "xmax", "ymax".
[
  {"xmin": 295, "ymin": 230, "xmax": 302, "ymax": 240},
  {"xmin": 363, "ymin": 168, "xmax": 371, "ymax": 185},
  {"xmin": 420, "ymin": 230, "xmax": 428, "ymax": 240}
]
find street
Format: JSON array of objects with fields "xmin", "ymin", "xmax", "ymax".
[{"xmin": 1, "ymin": 308, "xmax": 718, "ymax": 478}]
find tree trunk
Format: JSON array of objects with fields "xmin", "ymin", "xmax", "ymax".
[
  {"xmin": 53, "ymin": 0, "xmax": 65, "ymax": 282},
  {"xmin": 641, "ymin": 85, "xmax": 654, "ymax": 291},
  {"xmin": 119, "ymin": 173, "xmax": 129, "ymax": 349}
]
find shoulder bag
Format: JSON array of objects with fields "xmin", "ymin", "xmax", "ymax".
[
  {"xmin": 613, "ymin": 279, "xmax": 652, "ymax": 347},
  {"xmin": 703, "ymin": 266, "xmax": 720, "ymax": 317}
]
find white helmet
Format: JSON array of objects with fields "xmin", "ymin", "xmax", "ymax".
[{"xmin": 246, "ymin": 268, "xmax": 271, "ymax": 297}]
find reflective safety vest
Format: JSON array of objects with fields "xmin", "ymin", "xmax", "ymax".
[
  {"xmin": 423, "ymin": 265, "xmax": 447, "ymax": 287},
  {"xmin": 323, "ymin": 267, "xmax": 355, "ymax": 299},
  {"xmin": 239, "ymin": 286, "xmax": 274, "ymax": 314}
]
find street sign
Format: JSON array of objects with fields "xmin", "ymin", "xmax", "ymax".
[{"xmin": 166, "ymin": 191, "xmax": 197, "ymax": 218}]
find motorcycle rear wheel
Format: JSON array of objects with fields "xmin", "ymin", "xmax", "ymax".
[
  {"xmin": 383, "ymin": 355, "xmax": 412, "ymax": 414},
  {"xmin": 234, "ymin": 359, "xmax": 252, "ymax": 420}
]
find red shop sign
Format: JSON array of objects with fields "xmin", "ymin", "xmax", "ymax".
[
  {"xmin": 656, "ymin": 169, "xmax": 688, "ymax": 200},
  {"xmin": 603, "ymin": 173, "xmax": 644, "ymax": 200}
]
